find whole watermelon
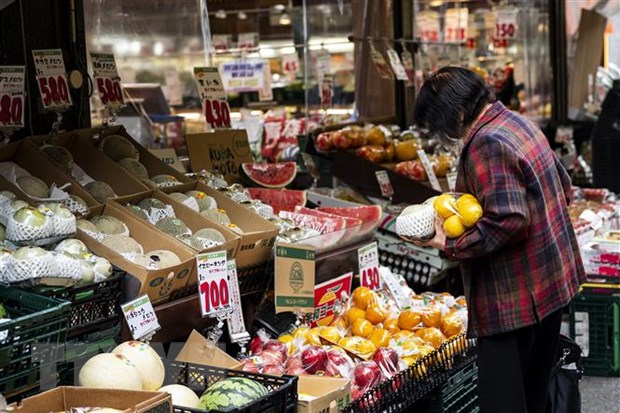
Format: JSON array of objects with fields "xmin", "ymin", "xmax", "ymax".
[{"xmin": 199, "ymin": 377, "xmax": 268, "ymax": 411}]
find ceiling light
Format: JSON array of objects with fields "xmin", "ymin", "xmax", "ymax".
[
  {"xmin": 429, "ymin": 0, "xmax": 443, "ymax": 7},
  {"xmin": 273, "ymin": 4, "xmax": 286, "ymax": 12},
  {"xmin": 279, "ymin": 13, "xmax": 291, "ymax": 25},
  {"xmin": 153, "ymin": 42, "xmax": 164, "ymax": 56},
  {"xmin": 238, "ymin": 11, "xmax": 247, "ymax": 20},
  {"xmin": 215, "ymin": 9, "xmax": 226, "ymax": 19}
]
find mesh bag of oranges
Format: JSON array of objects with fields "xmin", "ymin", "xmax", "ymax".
[{"xmin": 396, "ymin": 192, "xmax": 483, "ymax": 240}]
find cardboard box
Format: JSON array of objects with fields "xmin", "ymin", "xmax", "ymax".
[
  {"xmin": 162, "ymin": 181, "xmax": 278, "ymax": 269},
  {"xmin": 9, "ymin": 386, "xmax": 172, "ymax": 413},
  {"xmin": 185, "ymin": 129, "xmax": 253, "ymax": 183},
  {"xmin": 176, "ymin": 330, "xmax": 351, "ymax": 413},
  {"xmin": 0, "ymin": 140, "xmax": 99, "ymax": 209},
  {"xmin": 28, "ymin": 132, "xmax": 149, "ymax": 198},
  {"xmin": 80, "ymin": 202, "xmax": 196, "ymax": 304},
  {"xmin": 86, "ymin": 125, "xmax": 191, "ymax": 186}
]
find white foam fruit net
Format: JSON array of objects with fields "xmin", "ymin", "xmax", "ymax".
[
  {"xmin": 51, "ymin": 252, "xmax": 83, "ymax": 280},
  {"xmin": 5, "ymin": 253, "xmax": 55, "ymax": 282},
  {"xmin": 82, "ymin": 229, "xmax": 106, "ymax": 243},
  {"xmin": 61, "ymin": 197, "xmax": 89, "ymax": 217},
  {"xmin": 5, "ymin": 214, "xmax": 52, "ymax": 242},
  {"xmin": 395, "ymin": 204, "xmax": 436, "ymax": 239},
  {"xmin": 49, "ymin": 214, "xmax": 77, "ymax": 237}
]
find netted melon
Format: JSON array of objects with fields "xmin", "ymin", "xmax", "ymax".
[
  {"xmin": 185, "ymin": 191, "xmax": 217, "ymax": 211},
  {"xmin": 118, "ymin": 158, "xmax": 149, "ymax": 180},
  {"xmin": 85, "ymin": 181, "xmax": 115, "ymax": 203},
  {"xmin": 146, "ymin": 249, "xmax": 182, "ymax": 269},
  {"xmin": 126, "ymin": 205, "xmax": 149, "ymax": 221},
  {"xmin": 17, "ymin": 176, "xmax": 49, "ymax": 198},
  {"xmin": 156, "ymin": 217, "xmax": 190, "ymax": 237},
  {"xmin": 41, "ymin": 144, "xmax": 74, "ymax": 174},
  {"xmin": 102, "ymin": 234, "xmax": 143, "ymax": 254},
  {"xmin": 99, "ymin": 134, "xmax": 139, "ymax": 161},
  {"xmin": 90, "ymin": 215, "xmax": 128, "ymax": 235}
]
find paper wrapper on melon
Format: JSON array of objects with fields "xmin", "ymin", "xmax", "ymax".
[
  {"xmin": 316, "ymin": 205, "xmax": 382, "ymax": 239},
  {"xmin": 278, "ymin": 210, "xmax": 346, "ymax": 251},
  {"xmin": 395, "ymin": 204, "xmax": 436, "ymax": 241},
  {"xmin": 294, "ymin": 206, "xmax": 362, "ymax": 245}
]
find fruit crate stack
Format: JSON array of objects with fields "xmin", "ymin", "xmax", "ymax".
[{"xmin": 569, "ymin": 293, "xmax": 620, "ymax": 376}]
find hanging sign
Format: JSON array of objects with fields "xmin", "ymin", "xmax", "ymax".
[
  {"xmin": 375, "ymin": 170, "xmax": 394, "ymax": 198},
  {"xmin": 316, "ymin": 50, "xmax": 331, "ymax": 83},
  {"xmin": 282, "ymin": 54, "xmax": 299, "ymax": 81},
  {"xmin": 194, "ymin": 67, "xmax": 231, "ymax": 129},
  {"xmin": 219, "ymin": 60, "xmax": 265, "ymax": 92},
  {"xmin": 311, "ymin": 272, "xmax": 353, "ymax": 327},
  {"xmin": 164, "ymin": 68, "xmax": 183, "ymax": 106},
  {"xmin": 386, "ymin": 47, "xmax": 409, "ymax": 81},
  {"xmin": 494, "ymin": 7, "xmax": 519, "ymax": 41},
  {"xmin": 225, "ymin": 259, "xmax": 250, "ymax": 343},
  {"xmin": 212, "ymin": 34, "xmax": 232, "ymax": 52},
  {"xmin": 320, "ymin": 74, "xmax": 333, "ymax": 109},
  {"xmin": 400, "ymin": 50, "xmax": 415, "ymax": 87},
  {"xmin": 238, "ymin": 32, "xmax": 259, "ymax": 50},
  {"xmin": 91, "ymin": 52, "xmax": 124, "ymax": 111},
  {"xmin": 445, "ymin": 8, "xmax": 469, "ymax": 43},
  {"xmin": 0, "ymin": 66, "xmax": 26, "ymax": 130},
  {"xmin": 197, "ymin": 251, "xmax": 231, "ymax": 318},
  {"xmin": 258, "ymin": 60, "xmax": 273, "ymax": 102},
  {"xmin": 369, "ymin": 45, "xmax": 394, "ymax": 80},
  {"xmin": 121, "ymin": 295, "xmax": 161, "ymax": 340},
  {"xmin": 358, "ymin": 242, "xmax": 380, "ymax": 291},
  {"xmin": 418, "ymin": 149, "xmax": 442, "ymax": 191},
  {"xmin": 416, "ymin": 11, "xmax": 440, "ymax": 43},
  {"xmin": 274, "ymin": 243, "xmax": 315, "ymax": 314},
  {"xmin": 32, "ymin": 49, "xmax": 72, "ymax": 111}
]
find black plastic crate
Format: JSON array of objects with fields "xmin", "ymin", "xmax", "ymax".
[
  {"xmin": 569, "ymin": 293, "xmax": 620, "ymax": 376},
  {"xmin": 423, "ymin": 357, "xmax": 479, "ymax": 413},
  {"xmin": 0, "ymin": 287, "xmax": 71, "ymax": 396},
  {"xmin": 161, "ymin": 359, "xmax": 297, "ymax": 413},
  {"xmin": 342, "ymin": 335, "xmax": 476, "ymax": 413},
  {"xmin": 29, "ymin": 270, "xmax": 123, "ymax": 338}
]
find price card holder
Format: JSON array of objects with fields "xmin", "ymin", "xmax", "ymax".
[
  {"xmin": 226, "ymin": 259, "xmax": 250, "ymax": 344},
  {"xmin": 32, "ymin": 49, "xmax": 72, "ymax": 112},
  {"xmin": 197, "ymin": 251, "xmax": 232, "ymax": 318},
  {"xmin": 418, "ymin": 149, "xmax": 442, "ymax": 192},
  {"xmin": 369, "ymin": 44, "xmax": 394, "ymax": 80},
  {"xmin": 358, "ymin": 242, "xmax": 380, "ymax": 291},
  {"xmin": 91, "ymin": 52, "xmax": 125, "ymax": 114},
  {"xmin": 0, "ymin": 66, "xmax": 26, "ymax": 132},
  {"xmin": 386, "ymin": 47, "xmax": 409, "ymax": 81},
  {"xmin": 122, "ymin": 295, "xmax": 161, "ymax": 341},
  {"xmin": 194, "ymin": 67, "xmax": 231, "ymax": 129},
  {"xmin": 446, "ymin": 172, "xmax": 457, "ymax": 192},
  {"xmin": 274, "ymin": 243, "xmax": 315, "ymax": 314},
  {"xmin": 375, "ymin": 170, "xmax": 394, "ymax": 199}
]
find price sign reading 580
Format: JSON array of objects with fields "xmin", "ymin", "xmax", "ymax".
[
  {"xmin": 197, "ymin": 251, "xmax": 231, "ymax": 318},
  {"xmin": 358, "ymin": 242, "xmax": 380, "ymax": 291},
  {"xmin": 32, "ymin": 49, "xmax": 72, "ymax": 111},
  {"xmin": 91, "ymin": 52, "xmax": 125, "ymax": 110}
]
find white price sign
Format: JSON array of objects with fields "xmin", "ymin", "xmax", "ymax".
[
  {"xmin": 194, "ymin": 67, "xmax": 231, "ymax": 129},
  {"xmin": 418, "ymin": 149, "xmax": 442, "ymax": 192},
  {"xmin": 0, "ymin": 66, "xmax": 25, "ymax": 129},
  {"xmin": 212, "ymin": 34, "xmax": 232, "ymax": 51},
  {"xmin": 238, "ymin": 32, "xmax": 259, "ymax": 50},
  {"xmin": 32, "ymin": 49, "xmax": 72, "ymax": 111},
  {"xmin": 401, "ymin": 50, "xmax": 415, "ymax": 87},
  {"xmin": 494, "ymin": 8, "xmax": 519, "ymax": 40},
  {"xmin": 121, "ymin": 295, "xmax": 160, "ymax": 340},
  {"xmin": 369, "ymin": 45, "xmax": 394, "ymax": 80},
  {"xmin": 358, "ymin": 242, "xmax": 380, "ymax": 291},
  {"xmin": 258, "ymin": 61, "xmax": 273, "ymax": 102},
  {"xmin": 197, "ymin": 251, "xmax": 231, "ymax": 318},
  {"xmin": 579, "ymin": 209, "xmax": 603, "ymax": 231},
  {"xmin": 282, "ymin": 54, "xmax": 299, "ymax": 81},
  {"xmin": 386, "ymin": 48, "xmax": 409, "ymax": 81},
  {"xmin": 91, "ymin": 52, "xmax": 124, "ymax": 111},
  {"xmin": 446, "ymin": 172, "xmax": 458, "ymax": 192},
  {"xmin": 375, "ymin": 170, "xmax": 394, "ymax": 198},
  {"xmin": 225, "ymin": 259, "xmax": 250, "ymax": 343},
  {"xmin": 445, "ymin": 8, "xmax": 469, "ymax": 43},
  {"xmin": 416, "ymin": 11, "xmax": 440, "ymax": 43}
]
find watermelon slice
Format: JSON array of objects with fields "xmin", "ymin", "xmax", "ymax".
[
  {"xmin": 279, "ymin": 210, "xmax": 346, "ymax": 250},
  {"xmin": 317, "ymin": 205, "xmax": 382, "ymax": 238},
  {"xmin": 295, "ymin": 206, "xmax": 362, "ymax": 244},
  {"xmin": 242, "ymin": 162, "xmax": 297, "ymax": 188},
  {"xmin": 247, "ymin": 188, "xmax": 306, "ymax": 214}
]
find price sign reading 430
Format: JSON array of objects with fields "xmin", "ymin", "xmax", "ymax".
[
  {"xmin": 91, "ymin": 52, "xmax": 124, "ymax": 110},
  {"xmin": 32, "ymin": 49, "xmax": 72, "ymax": 111},
  {"xmin": 194, "ymin": 67, "xmax": 231, "ymax": 129},
  {"xmin": 358, "ymin": 242, "xmax": 380, "ymax": 291},
  {"xmin": 0, "ymin": 66, "xmax": 26, "ymax": 129},
  {"xmin": 197, "ymin": 250, "xmax": 231, "ymax": 318}
]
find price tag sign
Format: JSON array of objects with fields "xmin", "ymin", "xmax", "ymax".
[
  {"xmin": 212, "ymin": 34, "xmax": 232, "ymax": 52},
  {"xmin": 358, "ymin": 242, "xmax": 380, "ymax": 291},
  {"xmin": 32, "ymin": 49, "xmax": 72, "ymax": 111},
  {"xmin": 194, "ymin": 67, "xmax": 231, "ymax": 129},
  {"xmin": 386, "ymin": 48, "xmax": 409, "ymax": 81},
  {"xmin": 121, "ymin": 295, "xmax": 160, "ymax": 340},
  {"xmin": 225, "ymin": 259, "xmax": 250, "ymax": 343},
  {"xmin": 494, "ymin": 8, "xmax": 519, "ymax": 41},
  {"xmin": 282, "ymin": 54, "xmax": 299, "ymax": 81},
  {"xmin": 258, "ymin": 61, "xmax": 273, "ymax": 102},
  {"xmin": 401, "ymin": 50, "xmax": 415, "ymax": 87},
  {"xmin": 416, "ymin": 11, "xmax": 440, "ymax": 42},
  {"xmin": 375, "ymin": 170, "xmax": 394, "ymax": 198},
  {"xmin": 418, "ymin": 150, "xmax": 442, "ymax": 191},
  {"xmin": 238, "ymin": 32, "xmax": 259, "ymax": 50},
  {"xmin": 320, "ymin": 74, "xmax": 333, "ymax": 109},
  {"xmin": 369, "ymin": 45, "xmax": 394, "ymax": 80},
  {"xmin": 445, "ymin": 8, "xmax": 469, "ymax": 43},
  {"xmin": 579, "ymin": 209, "xmax": 603, "ymax": 231},
  {"xmin": 0, "ymin": 66, "xmax": 26, "ymax": 130},
  {"xmin": 197, "ymin": 251, "xmax": 231, "ymax": 318},
  {"xmin": 91, "ymin": 52, "xmax": 124, "ymax": 111},
  {"xmin": 446, "ymin": 172, "xmax": 457, "ymax": 192}
]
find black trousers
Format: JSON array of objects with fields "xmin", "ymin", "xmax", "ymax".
[{"xmin": 477, "ymin": 308, "xmax": 563, "ymax": 413}]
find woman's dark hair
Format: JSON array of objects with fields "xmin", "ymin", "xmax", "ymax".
[{"xmin": 414, "ymin": 67, "xmax": 495, "ymax": 143}]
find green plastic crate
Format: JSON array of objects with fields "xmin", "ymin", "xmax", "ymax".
[
  {"xmin": 570, "ymin": 293, "xmax": 620, "ymax": 376},
  {"xmin": 0, "ymin": 287, "xmax": 71, "ymax": 396},
  {"xmin": 424, "ymin": 357, "xmax": 479, "ymax": 413}
]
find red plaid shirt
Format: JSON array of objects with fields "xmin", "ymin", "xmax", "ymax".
[{"xmin": 445, "ymin": 102, "xmax": 586, "ymax": 338}]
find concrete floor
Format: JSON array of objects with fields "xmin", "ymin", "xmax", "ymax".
[{"xmin": 581, "ymin": 376, "xmax": 620, "ymax": 413}]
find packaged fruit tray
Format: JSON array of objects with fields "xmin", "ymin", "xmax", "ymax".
[
  {"xmin": 0, "ymin": 287, "xmax": 71, "ymax": 396},
  {"xmin": 341, "ymin": 335, "xmax": 476, "ymax": 413},
  {"xmin": 26, "ymin": 269, "xmax": 124, "ymax": 338},
  {"xmin": 161, "ymin": 359, "xmax": 298, "ymax": 413}
]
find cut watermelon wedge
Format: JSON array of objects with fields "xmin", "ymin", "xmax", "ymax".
[
  {"xmin": 317, "ymin": 205, "xmax": 382, "ymax": 238},
  {"xmin": 279, "ymin": 210, "xmax": 346, "ymax": 250},
  {"xmin": 295, "ymin": 206, "xmax": 362, "ymax": 244},
  {"xmin": 247, "ymin": 188, "xmax": 306, "ymax": 214},
  {"xmin": 242, "ymin": 162, "xmax": 297, "ymax": 188}
]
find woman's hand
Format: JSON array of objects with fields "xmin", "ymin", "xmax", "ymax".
[{"xmin": 413, "ymin": 216, "xmax": 446, "ymax": 251}]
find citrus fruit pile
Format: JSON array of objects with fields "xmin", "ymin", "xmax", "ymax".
[{"xmin": 432, "ymin": 193, "xmax": 483, "ymax": 238}]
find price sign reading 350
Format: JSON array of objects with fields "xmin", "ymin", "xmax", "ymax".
[
  {"xmin": 32, "ymin": 49, "xmax": 72, "ymax": 111},
  {"xmin": 194, "ymin": 67, "xmax": 231, "ymax": 129},
  {"xmin": 197, "ymin": 251, "xmax": 231, "ymax": 318},
  {"xmin": 0, "ymin": 66, "xmax": 26, "ymax": 129},
  {"xmin": 358, "ymin": 242, "xmax": 380, "ymax": 291},
  {"xmin": 91, "ymin": 52, "xmax": 124, "ymax": 110}
]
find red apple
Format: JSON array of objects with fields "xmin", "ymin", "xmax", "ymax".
[
  {"xmin": 325, "ymin": 348, "xmax": 355, "ymax": 378},
  {"xmin": 353, "ymin": 361, "xmax": 381, "ymax": 389},
  {"xmin": 315, "ymin": 132, "xmax": 333, "ymax": 152},
  {"xmin": 249, "ymin": 337, "xmax": 264, "ymax": 354},
  {"xmin": 372, "ymin": 347, "xmax": 400, "ymax": 379},
  {"xmin": 241, "ymin": 358, "xmax": 261, "ymax": 373},
  {"xmin": 301, "ymin": 345, "xmax": 328, "ymax": 374},
  {"xmin": 262, "ymin": 340, "xmax": 288, "ymax": 364},
  {"xmin": 263, "ymin": 363, "xmax": 285, "ymax": 376},
  {"xmin": 260, "ymin": 349, "xmax": 285, "ymax": 366}
]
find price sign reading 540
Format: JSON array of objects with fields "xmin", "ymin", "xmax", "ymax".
[
  {"xmin": 358, "ymin": 242, "xmax": 380, "ymax": 291},
  {"xmin": 197, "ymin": 251, "xmax": 231, "ymax": 318},
  {"xmin": 32, "ymin": 49, "xmax": 72, "ymax": 111}
]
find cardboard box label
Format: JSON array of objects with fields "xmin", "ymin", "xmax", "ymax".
[
  {"xmin": 186, "ymin": 129, "xmax": 253, "ymax": 183},
  {"xmin": 275, "ymin": 243, "xmax": 315, "ymax": 313},
  {"xmin": 149, "ymin": 148, "xmax": 186, "ymax": 173}
]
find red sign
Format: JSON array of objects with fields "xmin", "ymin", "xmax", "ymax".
[{"xmin": 310, "ymin": 272, "xmax": 353, "ymax": 327}]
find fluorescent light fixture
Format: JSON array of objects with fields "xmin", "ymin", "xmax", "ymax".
[
  {"xmin": 279, "ymin": 13, "xmax": 291, "ymax": 25},
  {"xmin": 273, "ymin": 4, "xmax": 286, "ymax": 11},
  {"xmin": 153, "ymin": 42, "xmax": 164, "ymax": 56},
  {"xmin": 130, "ymin": 41, "xmax": 141, "ymax": 54}
]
